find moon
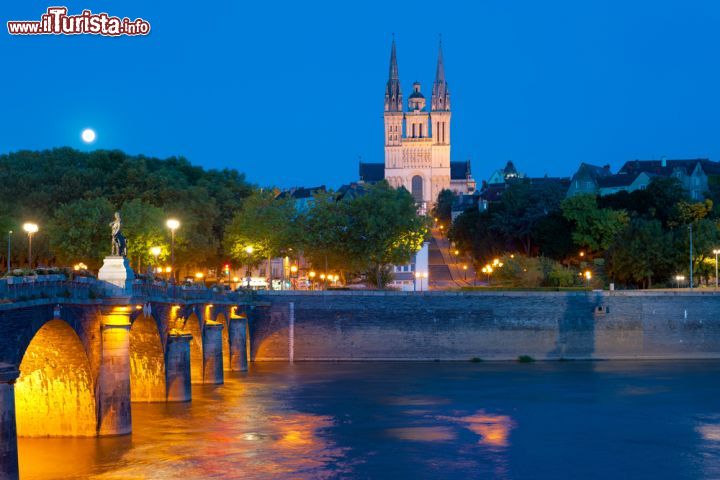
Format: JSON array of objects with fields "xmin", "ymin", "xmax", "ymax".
[{"xmin": 81, "ymin": 128, "xmax": 96, "ymax": 143}]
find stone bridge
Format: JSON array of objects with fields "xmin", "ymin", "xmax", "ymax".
[{"xmin": 0, "ymin": 279, "xmax": 255, "ymax": 479}]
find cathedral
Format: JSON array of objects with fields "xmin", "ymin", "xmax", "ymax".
[{"xmin": 359, "ymin": 38, "xmax": 476, "ymax": 210}]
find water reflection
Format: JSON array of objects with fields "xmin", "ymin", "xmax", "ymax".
[{"xmin": 14, "ymin": 361, "xmax": 720, "ymax": 480}]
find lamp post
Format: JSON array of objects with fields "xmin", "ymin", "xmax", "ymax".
[
  {"xmin": 290, "ymin": 264, "xmax": 298, "ymax": 290},
  {"xmin": 8, "ymin": 230, "xmax": 11, "ymax": 273},
  {"xmin": 309, "ymin": 271, "xmax": 316, "ymax": 290},
  {"xmin": 689, "ymin": 224, "xmax": 694, "ymax": 289},
  {"xmin": 166, "ymin": 219, "xmax": 180, "ymax": 283},
  {"xmin": 463, "ymin": 264, "xmax": 468, "ymax": 281},
  {"xmin": 714, "ymin": 249, "xmax": 720, "ymax": 290},
  {"xmin": 584, "ymin": 270, "xmax": 592, "ymax": 289},
  {"xmin": 150, "ymin": 246, "xmax": 161, "ymax": 275},
  {"xmin": 675, "ymin": 275, "xmax": 685, "ymax": 289},
  {"xmin": 23, "ymin": 223, "xmax": 38, "ymax": 269}
]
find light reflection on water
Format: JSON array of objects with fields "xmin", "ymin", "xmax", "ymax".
[{"xmin": 16, "ymin": 361, "xmax": 720, "ymax": 479}]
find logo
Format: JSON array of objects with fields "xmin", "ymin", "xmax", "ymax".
[{"xmin": 7, "ymin": 7, "xmax": 151, "ymax": 36}]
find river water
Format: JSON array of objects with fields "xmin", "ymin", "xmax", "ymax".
[{"xmin": 17, "ymin": 361, "xmax": 720, "ymax": 479}]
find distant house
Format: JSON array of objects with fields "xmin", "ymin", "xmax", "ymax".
[
  {"xmin": 566, "ymin": 163, "xmax": 612, "ymax": 197},
  {"xmin": 596, "ymin": 172, "xmax": 652, "ymax": 196},
  {"xmin": 487, "ymin": 161, "xmax": 524, "ymax": 185},
  {"xmin": 276, "ymin": 185, "xmax": 326, "ymax": 211},
  {"xmin": 617, "ymin": 158, "xmax": 720, "ymax": 201}
]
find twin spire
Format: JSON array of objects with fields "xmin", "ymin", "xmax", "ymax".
[{"xmin": 385, "ymin": 36, "xmax": 450, "ymax": 113}]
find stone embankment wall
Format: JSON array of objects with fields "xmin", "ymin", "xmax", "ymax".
[{"xmin": 250, "ymin": 291, "xmax": 720, "ymax": 361}]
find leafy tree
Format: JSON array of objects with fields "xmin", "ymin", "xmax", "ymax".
[
  {"xmin": 47, "ymin": 198, "xmax": 115, "ymax": 269},
  {"xmin": 449, "ymin": 208, "xmax": 505, "ymax": 262},
  {"xmin": 297, "ymin": 191, "xmax": 354, "ymax": 273},
  {"xmin": 344, "ymin": 182, "xmax": 428, "ymax": 288},
  {"xmin": 606, "ymin": 218, "xmax": 674, "ymax": 288},
  {"xmin": 532, "ymin": 211, "xmax": 575, "ymax": 260},
  {"xmin": 491, "ymin": 180, "xmax": 565, "ymax": 255},
  {"xmin": 432, "ymin": 189, "xmax": 455, "ymax": 225},
  {"xmin": 224, "ymin": 190, "xmax": 297, "ymax": 273},
  {"xmin": 120, "ymin": 199, "xmax": 168, "ymax": 272},
  {"xmin": 561, "ymin": 194, "xmax": 629, "ymax": 253}
]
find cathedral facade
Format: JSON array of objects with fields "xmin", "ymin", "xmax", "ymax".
[{"xmin": 360, "ymin": 38, "xmax": 476, "ymax": 210}]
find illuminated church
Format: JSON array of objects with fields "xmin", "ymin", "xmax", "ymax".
[{"xmin": 359, "ymin": 38, "xmax": 476, "ymax": 210}]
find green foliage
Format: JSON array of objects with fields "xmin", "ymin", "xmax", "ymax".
[
  {"xmin": 432, "ymin": 189, "xmax": 455, "ymax": 225},
  {"xmin": 489, "ymin": 254, "xmax": 580, "ymax": 288},
  {"xmin": 491, "ymin": 180, "xmax": 566, "ymax": 255},
  {"xmin": 0, "ymin": 148, "xmax": 253, "ymax": 271},
  {"xmin": 343, "ymin": 182, "xmax": 428, "ymax": 287},
  {"xmin": 561, "ymin": 194, "xmax": 629, "ymax": 252},
  {"xmin": 47, "ymin": 198, "xmax": 115, "ymax": 269},
  {"xmin": 120, "ymin": 199, "xmax": 168, "ymax": 270},
  {"xmin": 605, "ymin": 218, "xmax": 674, "ymax": 288},
  {"xmin": 224, "ymin": 190, "xmax": 296, "ymax": 268}
]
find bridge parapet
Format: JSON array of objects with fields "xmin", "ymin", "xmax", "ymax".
[{"xmin": 0, "ymin": 276, "xmax": 248, "ymax": 305}]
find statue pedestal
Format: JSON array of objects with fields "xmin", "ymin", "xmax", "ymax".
[{"xmin": 98, "ymin": 256, "xmax": 135, "ymax": 296}]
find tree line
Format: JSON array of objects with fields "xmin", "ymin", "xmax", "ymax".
[
  {"xmin": 448, "ymin": 177, "xmax": 720, "ymax": 288},
  {"xmin": 1, "ymin": 148, "xmax": 426, "ymax": 287}
]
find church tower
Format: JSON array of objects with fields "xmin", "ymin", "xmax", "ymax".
[
  {"xmin": 384, "ymin": 38, "xmax": 403, "ymax": 171},
  {"xmin": 376, "ymin": 37, "xmax": 466, "ymax": 211}
]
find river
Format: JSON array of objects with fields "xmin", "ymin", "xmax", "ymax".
[{"xmin": 17, "ymin": 360, "xmax": 720, "ymax": 479}]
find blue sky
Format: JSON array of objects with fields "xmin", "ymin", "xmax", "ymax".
[{"xmin": 2, "ymin": 1, "xmax": 720, "ymax": 188}]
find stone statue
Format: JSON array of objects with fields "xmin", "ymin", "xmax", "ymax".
[{"xmin": 110, "ymin": 211, "xmax": 128, "ymax": 257}]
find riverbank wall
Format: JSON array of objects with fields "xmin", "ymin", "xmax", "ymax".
[{"xmin": 249, "ymin": 291, "xmax": 720, "ymax": 361}]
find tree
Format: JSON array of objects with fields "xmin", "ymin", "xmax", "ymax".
[
  {"xmin": 344, "ymin": 182, "xmax": 428, "ymax": 288},
  {"xmin": 224, "ymin": 190, "xmax": 297, "ymax": 274},
  {"xmin": 561, "ymin": 194, "xmax": 629, "ymax": 253},
  {"xmin": 449, "ymin": 208, "xmax": 505, "ymax": 263},
  {"xmin": 606, "ymin": 218, "xmax": 674, "ymax": 288},
  {"xmin": 47, "ymin": 198, "xmax": 115, "ymax": 269},
  {"xmin": 432, "ymin": 189, "xmax": 454, "ymax": 225},
  {"xmin": 120, "ymin": 199, "xmax": 168, "ymax": 272},
  {"xmin": 297, "ymin": 191, "xmax": 354, "ymax": 274},
  {"xmin": 532, "ymin": 211, "xmax": 576, "ymax": 260},
  {"xmin": 491, "ymin": 180, "xmax": 565, "ymax": 255}
]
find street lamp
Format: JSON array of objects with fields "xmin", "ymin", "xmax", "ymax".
[
  {"xmin": 166, "ymin": 219, "xmax": 180, "ymax": 282},
  {"xmin": 713, "ymin": 248, "xmax": 720, "ymax": 289},
  {"xmin": 481, "ymin": 265, "xmax": 493, "ymax": 285},
  {"xmin": 675, "ymin": 275, "xmax": 685, "ymax": 289},
  {"xmin": 150, "ymin": 246, "xmax": 161, "ymax": 274},
  {"xmin": 23, "ymin": 223, "xmax": 38, "ymax": 269},
  {"xmin": 584, "ymin": 270, "xmax": 592, "ymax": 288},
  {"xmin": 462, "ymin": 264, "xmax": 468, "ymax": 281},
  {"xmin": 309, "ymin": 271, "xmax": 316, "ymax": 290},
  {"xmin": 290, "ymin": 264, "xmax": 298, "ymax": 290}
]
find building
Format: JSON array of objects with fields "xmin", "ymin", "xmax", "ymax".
[
  {"xmin": 389, "ymin": 241, "xmax": 430, "ymax": 291},
  {"xmin": 566, "ymin": 163, "xmax": 612, "ymax": 197},
  {"xmin": 359, "ymin": 38, "xmax": 476, "ymax": 212},
  {"xmin": 487, "ymin": 161, "xmax": 524, "ymax": 185},
  {"xmin": 276, "ymin": 185, "xmax": 327, "ymax": 211},
  {"xmin": 617, "ymin": 158, "xmax": 720, "ymax": 200}
]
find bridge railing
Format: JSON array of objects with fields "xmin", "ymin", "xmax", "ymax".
[
  {"xmin": 0, "ymin": 278, "xmax": 99, "ymax": 303},
  {"xmin": 1, "ymin": 276, "xmax": 244, "ymax": 304}
]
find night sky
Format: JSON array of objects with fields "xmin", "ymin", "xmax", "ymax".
[{"xmin": 2, "ymin": 1, "xmax": 720, "ymax": 188}]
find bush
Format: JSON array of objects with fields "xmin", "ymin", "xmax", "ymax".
[{"xmin": 517, "ymin": 355, "xmax": 535, "ymax": 363}]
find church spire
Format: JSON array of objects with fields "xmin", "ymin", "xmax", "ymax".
[
  {"xmin": 431, "ymin": 36, "xmax": 450, "ymax": 111},
  {"xmin": 385, "ymin": 36, "xmax": 403, "ymax": 112}
]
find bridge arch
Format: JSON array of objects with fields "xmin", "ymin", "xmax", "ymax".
[
  {"xmin": 183, "ymin": 312, "xmax": 204, "ymax": 384},
  {"xmin": 129, "ymin": 314, "xmax": 166, "ymax": 402},
  {"xmin": 15, "ymin": 319, "xmax": 97, "ymax": 437}
]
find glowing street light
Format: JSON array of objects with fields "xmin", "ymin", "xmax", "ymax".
[
  {"xmin": 675, "ymin": 274, "xmax": 686, "ymax": 289},
  {"xmin": 23, "ymin": 222, "xmax": 38, "ymax": 268},
  {"xmin": 481, "ymin": 264, "xmax": 493, "ymax": 284},
  {"xmin": 150, "ymin": 246, "xmax": 161, "ymax": 272},
  {"xmin": 584, "ymin": 270, "xmax": 592, "ymax": 288},
  {"xmin": 462, "ymin": 264, "xmax": 468, "ymax": 281},
  {"xmin": 713, "ymin": 248, "xmax": 720, "ymax": 289},
  {"xmin": 166, "ymin": 219, "xmax": 180, "ymax": 282},
  {"xmin": 245, "ymin": 245, "xmax": 254, "ymax": 255}
]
